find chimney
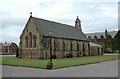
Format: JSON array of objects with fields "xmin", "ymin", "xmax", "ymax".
[{"xmin": 105, "ymin": 30, "xmax": 108, "ymax": 38}]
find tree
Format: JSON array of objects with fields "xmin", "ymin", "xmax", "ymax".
[
  {"xmin": 16, "ymin": 48, "xmax": 19, "ymax": 57},
  {"xmin": 114, "ymin": 30, "xmax": 120, "ymax": 52}
]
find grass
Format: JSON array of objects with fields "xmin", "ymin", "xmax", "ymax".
[{"xmin": 0, "ymin": 54, "xmax": 119, "ymax": 69}]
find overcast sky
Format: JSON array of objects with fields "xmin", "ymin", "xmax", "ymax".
[{"xmin": 0, "ymin": 0, "xmax": 119, "ymax": 45}]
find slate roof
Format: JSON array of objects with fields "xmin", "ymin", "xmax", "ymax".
[
  {"xmin": 85, "ymin": 31, "xmax": 118, "ymax": 39},
  {"xmin": 89, "ymin": 42, "xmax": 102, "ymax": 47},
  {"xmin": 31, "ymin": 17, "xmax": 89, "ymax": 41},
  {"xmin": 0, "ymin": 43, "xmax": 12, "ymax": 46}
]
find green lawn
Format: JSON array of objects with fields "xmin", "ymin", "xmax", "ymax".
[{"xmin": 0, "ymin": 54, "xmax": 119, "ymax": 69}]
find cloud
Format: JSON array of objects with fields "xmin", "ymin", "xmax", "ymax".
[
  {"xmin": 38, "ymin": 0, "xmax": 118, "ymax": 2},
  {"xmin": 0, "ymin": 0, "xmax": 118, "ymax": 45},
  {"xmin": 98, "ymin": 4, "xmax": 118, "ymax": 19},
  {"xmin": 2, "ymin": 18, "xmax": 26, "ymax": 29},
  {"xmin": 1, "ymin": 25, "xmax": 23, "ymax": 45}
]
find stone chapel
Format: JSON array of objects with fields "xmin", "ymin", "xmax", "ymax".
[{"xmin": 19, "ymin": 14, "xmax": 91, "ymax": 59}]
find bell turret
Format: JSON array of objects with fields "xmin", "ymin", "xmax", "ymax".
[{"xmin": 75, "ymin": 16, "xmax": 81, "ymax": 30}]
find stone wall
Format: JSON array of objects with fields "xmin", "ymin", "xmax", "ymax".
[
  {"xmin": 51, "ymin": 37, "xmax": 90, "ymax": 58},
  {"xmin": 20, "ymin": 35, "xmax": 91, "ymax": 59},
  {"xmin": 90, "ymin": 47, "xmax": 103, "ymax": 56},
  {"xmin": 19, "ymin": 18, "xmax": 41, "ymax": 49}
]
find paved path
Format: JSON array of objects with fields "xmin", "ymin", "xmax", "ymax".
[{"xmin": 2, "ymin": 59, "xmax": 118, "ymax": 77}]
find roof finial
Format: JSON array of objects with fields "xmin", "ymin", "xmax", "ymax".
[
  {"xmin": 77, "ymin": 16, "xmax": 78, "ymax": 18},
  {"xmin": 30, "ymin": 12, "xmax": 32, "ymax": 17}
]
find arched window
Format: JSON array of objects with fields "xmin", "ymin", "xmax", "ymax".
[
  {"xmin": 78, "ymin": 42, "xmax": 81, "ymax": 50},
  {"xmin": 25, "ymin": 36, "xmax": 28, "ymax": 47},
  {"xmin": 77, "ymin": 42, "xmax": 79, "ymax": 51},
  {"xmin": 33, "ymin": 35, "xmax": 36, "ymax": 47},
  {"xmin": 100, "ymin": 35, "xmax": 104, "ymax": 39},
  {"xmin": 54, "ymin": 40, "xmax": 56, "ymax": 51},
  {"xmin": 65, "ymin": 41, "xmax": 68, "ymax": 51},
  {"xmin": 107, "ymin": 35, "xmax": 112, "ymax": 39},
  {"xmin": 83, "ymin": 43, "xmax": 85, "ymax": 56},
  {"xmin": 59, "ymin": 40, "xmax": 63, "ymax": 50},
  {"xmin": 29, "ymin": 32, "xmax": 32, "ymax": 48},
  {"xmin": 63, "ymin": 41, "xmax": 65, "ymax": 51},
  {"xmin": 88, "ymin": 36, "xmax": 91, "ymax": 39},
  {"xmin": 54, "ymin": 39, "xmax": 59, "ymax": 51},
  {"xmin": 70, "ymin": 42, "xmax": 72, "ymax": 51},
  {"xmin": 94, "ymin": 35, "xmax": 98, "ymax": 39}
]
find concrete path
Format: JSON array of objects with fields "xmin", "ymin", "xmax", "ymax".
[{"xmin": 2, "ymin": 59, "xmax": 118, "ymax": 77}]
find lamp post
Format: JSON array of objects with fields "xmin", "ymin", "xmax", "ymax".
[{"xmin": 49, "ymin": 31, "xmax": 53, "ymax": 65}]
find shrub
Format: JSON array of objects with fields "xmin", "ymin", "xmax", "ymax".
[
  {"xmin": 83, "ymin": 52, "xmax": 86, "ymax": 56},
  {"xmin": 77, "ymin": 54, "xmax": 79, "ymax": 57},
  {"xmin": 39, "ymin": 57, "xmax": 44, "ymax": 60},
  {"xmin": 46, "ymin": 62, "xmax": 53, "ymax": 70},
  {"xmin": 52, "ymin": 55, "xmax": 56, "ymax": 59},
  {"xmin": 19, "ymin": 56, "xmax": 22, "ymax": 58},
  {"xmin": 104, "ymin": 48, "xmax": 112, "ymax": 53},
  {"xmin": 66, "ymin": 53, "xmax": 73, "ymax": 58},
  {"xmin": 16, "ymin": 48, "xmax": 19, "ymax": 58}
]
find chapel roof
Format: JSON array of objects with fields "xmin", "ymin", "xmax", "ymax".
[{"xmin": 31, "ymin": 16, "xmax": 89, "ymax": 41}]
